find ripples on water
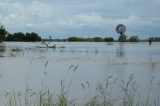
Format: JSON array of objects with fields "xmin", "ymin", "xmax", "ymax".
[{"xmin": 0, "ymin": 42, "xmax": 160, "ymax": 105}]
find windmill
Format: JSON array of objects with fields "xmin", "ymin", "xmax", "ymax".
[{"xmin": 116, "ymin": 24, "xmax": 127, "ymax": 42}]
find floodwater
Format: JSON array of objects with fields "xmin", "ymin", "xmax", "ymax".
[{"xmin": 0, "ymin": 42, "xmax": 160, "ymax": 105}]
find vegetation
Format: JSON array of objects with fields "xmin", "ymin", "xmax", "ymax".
[
  {"xmin": 0, "ymin": 25, "xmax": 41, "ymax": 42},
  {"xmin": 3, "ymin": 72, "xmax": 159, "ymax": 106},
  {"xmin": 0, "ymin": 25, "xmax": 8, "ymax": 42},
  {"xmin": 148, "ymin": 37, "xmax": 160, "ymax": 42},
  {"xmin": 148, "ymin": 37, "xmax": 160, "ymax": 45},
  {"xmin": 128, "ymin": 36, "xmax": 139, "ymax": 42},
  {"xmin": 0, "ymin": 24, "xmax": 160, "ymax": 42},
  {"xmin": 66, "ymin": 37, "xmax": 114, "ymax": 42},
  {"xmin": 1, "ymin": 43, "xmax": 160, "ymax": 105},
  {"xmin": 104, "ymin": 37, "xmax": 114, "ymax": 42},
  {"xmin": 6, "ymin": 32, "xmax": 41, "ymax": 42},
  {"xmin": 118, "ymin": 34, "xmax": 127, "ymax": 42}
]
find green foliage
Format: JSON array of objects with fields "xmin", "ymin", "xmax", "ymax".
[
  {"xmin": 0, "ymin": 25, "xmax": 41, "ymax": 42},
  {"xmin": 67, "ymin": 37, "xmax": 85, "ymax": 42},
  {"xmin": 4, "ymin": 71, "xmax": 159, "ymax": 106},
  {"xmin": 104, "ymin": 37, "xmax": 114, "ymax": 42},
  {"xmin": 92, "ymin": 37, "xmax": 103, "ymax": 42},
  {"xmin": 148, "ymin": 37, "xmax": 160, "ymax": 42},
  {"xmin": 0, "ymin": 25, "xmax": 8, "ymax": 42},
  {"xmin": 118, "ymin": 34, "xmax": 127, "ymax": 42},
  {"xmin": 128, "ymin": 36, "xmax": 139, "ymax": 42},
  {"xmin": 6, "ymin": 32, "xmax": 41, "ymax": 42},
  {"xmin": 67, "ymin": 37, "xmax": 114, "ymax": 42}
]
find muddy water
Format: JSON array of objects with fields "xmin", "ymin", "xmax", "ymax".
[{"xmin": 0, "ymin": 42, "xmax": 160, "ymax": 105}]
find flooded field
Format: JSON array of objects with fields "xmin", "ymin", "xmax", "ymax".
[{"xmin": 0, "ymin": 42, "xmax": 160, "ymax": 106}]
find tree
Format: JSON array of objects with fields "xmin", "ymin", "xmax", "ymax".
[
  {"xmin": 148, "ymin": 37, "xmax": 154, "ymax": 45},
  {"xmin": 0, "ymin": 25, "xmax": 7, "ymax": 42},
  {"xmin": 104, "ymin": 37, "xmax": 114, "ymax": 42},
  {"xmin": 92, "ymin": 37, "xmax": 103, "ymax": 42},
  {"xmin": 67, "ymin": 37, "xmax": 84, "ymax": 42},
  {"xmin": 17, "ymin": 32, "xmax": 25, "ymax": 41},
  {"xmin": 118, "ymin": 34, "xmax": 127, "ymax": 42},
  {"xmin": 148, "ymin": 37, "xmax": 160, "ymax": 42},
  {"xmin": 30, "ymin": 32, "xmax": 41, "ymax": 41},
  {"xmin": 128, "ymin": 36, "xmax": 139, "ymax": 42},
  {"xmin": 6, "ymin": 32, "xmax": 41, "ymax": 42},
  {"xmin": 25, "ymin": 32, "xmax": 41, "ymax": 41},
  {"xmin": 6, "ymin": 33, "xmax": 13, "ymax": 41},
  {"xmin": 11, "ymin": 32, "xmax": 25, "ymax": 41}
]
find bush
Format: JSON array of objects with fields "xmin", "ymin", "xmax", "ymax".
[
  {"xmin": 104, "ymin": 37, "xmax": 114, "ymax": 42},
  {"xmin": 128, "ymin": 36, "xmax": 139, "ymax": 42}
]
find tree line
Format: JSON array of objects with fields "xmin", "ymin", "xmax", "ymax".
[
  {"xmin": 0, "ymin": 25, "xmax": 159, "ymax": 42},
  {"xmin": 7, "ymin": 32, "xmax": 41, "ymax": 41},
  {"xmin": 67, "ymin": 37, "xmax": 114, "ymax": 42},
  {"xmin": 0, "ymin": 25, "xmax": 41, "ymax": 42},
  {"xmin": 117, "ymin": 34, "xmax": 160, "ymax": 42},
  {"xmin": 45, "ymin": 36, "xmax": 137, "ymax": 42},
  {"xmin": 67, "ymin": 36, "xmax": 139, "ymax": 42}
]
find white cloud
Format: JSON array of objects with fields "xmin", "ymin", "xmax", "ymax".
[
  {"xmin": 0, "ymin": 0, "xmax": 160, "ymax": 37},
  {"xmin": 57, "ymin": 13, "xmax": 109, "ymax": 28},
  {"xmin": 56, "ymin": 13, "xmax": 160, "ymax": 29},
  {"xmin": 0, "ymin": 1, "xmax": 54, "ymax": 27}
]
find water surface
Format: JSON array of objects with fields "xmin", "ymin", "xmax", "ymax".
[{"xmin": 0, "ymin": 42, "xmax": 160, "ymax": 105}]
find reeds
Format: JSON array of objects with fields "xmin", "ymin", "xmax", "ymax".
[
  {"xmin": 2, "ymin": 63, "xmax": 159, "ymax": 106},
  {"xmin": 144, "ymin": 58, "xmax": 160, "ymax": 70}
]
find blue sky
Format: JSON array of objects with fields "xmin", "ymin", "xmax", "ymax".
[{"xmin": 0, "ymin": 0, "xmax": 160, "ymax": 39}]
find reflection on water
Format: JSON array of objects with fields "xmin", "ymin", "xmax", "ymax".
[
  {"xmin": 0, "ymin": 43, "xmax": 5, "ymax": 57},
  {"xmin": 0, "ymin": 42, "xmax": 159, "ymax": 105},
  {"xmin": 0, "ymin": 43, "xmax": 5, "ymax": 79},
  {"xmin": 116, "ymin": 43, "xmax": 125, "ymax": 58}
]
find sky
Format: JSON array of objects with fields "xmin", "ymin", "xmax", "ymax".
[{"xmin": 0, "ymin": 0, "xmax": 160, "ymax": 39}]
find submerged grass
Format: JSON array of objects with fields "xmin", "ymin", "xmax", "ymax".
[
  {"xmin": 145, "ymin": 58, "xmax": 160, "ymax": 70},
  {"xmin": 5, "ymin": 75, "xmax": 159, "ymax": 106},
  {"xmin": 3, "ymin": 62, "xmax": 160, "ymax": 106}
]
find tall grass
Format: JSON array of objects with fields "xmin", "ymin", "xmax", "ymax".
[
  {"xmin": 3, "ymin": 62, "xmax": 160, "ymax": 106},
  {"xmin": 144, "ymin": 58, "xmax": 160, "ymax": 71}
]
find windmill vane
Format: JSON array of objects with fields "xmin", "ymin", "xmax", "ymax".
[{"xmin": 116, "ymin": 24, "xmax": 126, "ymax": 35}]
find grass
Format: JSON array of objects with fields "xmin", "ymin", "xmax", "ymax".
[
  {"xmin": 2, "ymin": 61, "xmax": 160, "ymax": 106},
  {"xmin": 4, "ymin": 75, "xmax": 159, "ymax": 106},
  {"xmin": 145, "ymin": 58, "xmax": 160, "ymax": 70}
]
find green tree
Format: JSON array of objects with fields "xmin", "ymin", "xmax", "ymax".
[
  {"xmin": 30, "ymin": 32, "xmax": 41, "ymax": 41},
  {"xmin": 6, "ymin": 33, "xmax": 13, "ymax": 41},
  {"xmin": 104, "ymin": 37, "xmax": 114, "ymax": 42},
  {"xmin": 67, "ymin": 37, "xmax": 83, "ymax": 42},
  {"xmin": 25, "ymin": 32, "xmax": 41, "ymax": 41},
  {"xmin": 148, "ymin": 37, "xmax": 154, "ymax": 45},
  {"xmin": 11, "ymin": 32, "xmax": 25, "ymax": 41},
  {"xmin": 118, "ymin": 34, "xmax": 127, "ymax": 42},
  {"xmin": 6, "ymin": 32, "xmax": 41, "ymax": 42},
  {"xmin": 0, "ymin": 25, "xmax": 7, "ymax": 42},
  {"xmin": 128, "ymin": 36, "xmax": 139, "ymax": 42},
  {"xmin": 92, "ymin": 37, "xmax": 103, "ymax": 42}
]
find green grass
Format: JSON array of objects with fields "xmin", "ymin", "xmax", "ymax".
[
  {"xmin": 4, "ymin": 74, "xmax": 159, "ymax": 106},
  {"xmin": 2, "ymin": 63, "xmax": 160, "ymax": 106}
]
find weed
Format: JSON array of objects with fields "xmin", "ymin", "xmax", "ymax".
[{"xmin": 2, "ymin": 63, "xmax": 159, "ymax": 106}]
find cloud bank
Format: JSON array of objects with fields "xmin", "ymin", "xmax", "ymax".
[{"xmin": 0, "ymin": 0, "xmax": 160, "ymax": 38}]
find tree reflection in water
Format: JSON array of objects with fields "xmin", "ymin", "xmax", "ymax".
[
  {"xmin": 116, "ymin": 43, "xmax": 125, "ymax": 58},
  {"xmin": 0, "ymin": 43, "xmax": 5, "ymax": 79},
  {"xmin": 0, "ymin": 43, "xmax": 5, "ymax": 57}
]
